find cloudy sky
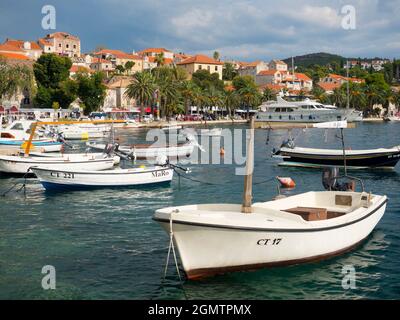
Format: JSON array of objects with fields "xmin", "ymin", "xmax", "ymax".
[{"xmin": 0, "ymin": 0, "xmax": 399, "ymax": 61}]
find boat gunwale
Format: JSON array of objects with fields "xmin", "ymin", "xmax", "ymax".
[
  {"xmin": 31, "ymin": 166, "xmax": 173, "ymax": 175},
  {"xmin": 153, "ymin": 198, "xmax": 387, "ymax": 233}
]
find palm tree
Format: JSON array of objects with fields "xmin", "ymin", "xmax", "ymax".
[
  {"xmin": 171, "ymin": 65, "xmax": 188, "ymax": 82},
  {"xmin": 180, "ymin": 81, "xmax": 197, "ymax": 115},
  {"xmin": 331, "ymin": 87, "xmax": 346, "ymax": 107},
  {"xmin": 311, "ymin": 86, "xmax": 327, "ymax": 103},
  {"xmin": 125, "ymin": 71, "xmax": 156, "ymax": 120},
  {"xmin": 158, "ymin": 77, "xmax": 178, "ymax": 118},
  {"xmin": 223, "ymin": 90, "xmax": 239, "ymax": 118},
  {"xmin": 213, "ymin": 51, "xmax": 220, "ymax": 61},
  {"xmin": 237, "ymin": 84, "xmax": 261, "ymax": 119},
  {"xmin": 154, "ymin": 52, "xmax": 165, "ymax": 67},
  {"xmin": 192, "ymin": 86, "xmax": 207, "ymax": 116},
  {"xmin": 262, "ymin": 87, "xmax": 276, "ymax": 102},
  {"xmin": 222, "ymin": 62, "xmax": 237, "ymax": 81},
  {"xmin": 348, "ymin": 84, "xmax": 367, "ymax": 111}
]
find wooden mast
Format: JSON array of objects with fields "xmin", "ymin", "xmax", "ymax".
[{"xmin": 241, "ymin": 117, "xmax": 254, "ymax": 214}]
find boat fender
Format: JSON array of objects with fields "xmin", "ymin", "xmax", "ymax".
[{"xmin": 276, "ymin": 176, "xmax": 296, "ymax": 188}]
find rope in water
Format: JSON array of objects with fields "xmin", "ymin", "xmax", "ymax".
[
  {"xmin": 1, "ymin": 168, "xmax": 31, "ymax": 197},
  {"xmin": 161, "ymin": 212, "xmax": 189, "ymax": 300}
]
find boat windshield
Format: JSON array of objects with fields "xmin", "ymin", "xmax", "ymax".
[{"xmin": 10, "ymin": 123, "xmax": 24, "ymax": 130}]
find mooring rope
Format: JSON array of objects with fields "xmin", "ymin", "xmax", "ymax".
[
  {"xmin": 1, "ymin": 168, "xmax": 31, "ymax": 197},
  {"xmin": 162, "ymin": 211, "xmax": 188, "ymax": 300}
]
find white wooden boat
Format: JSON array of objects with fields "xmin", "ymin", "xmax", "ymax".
[
  {"xmin": 154, "ymin": 191, "xmax": 387, "ymax": 279},
  {"xmin": 0, "ymin": 154, "xmax": 119, "ymax": 174},
  {"xmin": 86, "ymin": 141, "xmax": 195, "ymax": 159},
  {"xmin": 153, "ymin": 119, "xmax": 388, "ymax": 279},
  {"xmin": 181, "ymin": 127, "xmax": 222, "ymax": 137},
  {"xmin": 274, "ymin": 145, "xmax": 400, "ymax": 169},
  {"xmin": 0, "ymin": 119, "xmax": 62, "ymax": 152},
  {"xmin": 273, "ymin": 121, "xmax": 400, "ymax": 169},
  {"xmin": 0, "ymin": 139, "xmax": 63, "ymax": 152},
  {"xmin": 198, "ymin": 128, "xmax": 222, "ymax": 136},
  {"xmin": 161, "ymin": 123, "xmax": 182, "ymax": 131},
  {"xmin": 57, "ymin": 125, "xmax": 109, "ymax": 140},
  {"xmin": 31, "ymin": 165, "xmax": 174, "ymax": 190}
]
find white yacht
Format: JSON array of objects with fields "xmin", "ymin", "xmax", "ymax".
[{"xmin": 256, "ymin": 97, "xmax": 362, "ymax": 124}]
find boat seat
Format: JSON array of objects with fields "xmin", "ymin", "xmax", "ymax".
[
  {"xmin": 285, "ymin": 207, "xmax": 328, "ymax": 221},
  {"xmin": 285, "ymin": 206, "xmax": 348, "ymax": 221}
]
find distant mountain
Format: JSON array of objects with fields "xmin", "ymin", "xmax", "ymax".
[{"xmin": 283, "ymin": 52, "xmax": 346, "ymax": 68}]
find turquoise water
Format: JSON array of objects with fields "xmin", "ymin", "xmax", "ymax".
[{"xmin": 0, "ymin": 123, "xmax": 399, "ymax": 300}]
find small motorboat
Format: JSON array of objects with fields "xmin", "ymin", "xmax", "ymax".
[
  {"xmin": 0, "ymin": 119, "xmax": 63, "ymax": 152},
  {"xmin": 274, "ymin": 145, "xmax": 400, "ymax": 169},
  {"xmin": 0, "ymin": 154, "xmax": 119, "ymax": 174},
  {"xmin": 86, "ymin": 140, "xmax": 196, "ymax": 159},
  {"xmin": 198, "ymin": 128, "xmax": 222, "ymax": 137},
  {"xmin": 181, "ymin": 127, "xmax": 222, "ymax": 137},
  {"xmin": 154, "ymin": 191, "xmax": 387, "ymax": 280},
  {"xmin": 0, "ymin": 139, "xmax": 63, "ymax": 152},
  {"xmin": 153, "ymin": 119, "xmax": 388, "ymax": 280},
  {"xmin": 161, "ymin": 123, "xmax": 182, "ymax": 131},
  {"xmin": 272, "ymin": 120, "xmax": 400, "ymax": 169},
  {"xmin": 56, "ymin": 125, "xmax": 109, "ymax": 140},
  {"xmin": 31, "ymin": 165, "xmax": 174, "ymax": 191}
]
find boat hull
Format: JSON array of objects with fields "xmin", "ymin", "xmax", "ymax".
[
  {"xmin": 276, "ymin": 148, "xmax": 400, "ymax": 169},
  {"xmin": 154, "ymin": 198, "xmax": 387, "ymax": 280},
  {"xmin": 0, "ymin": 140, "xmax": 63, "ymax": 152},
  {"xmin": 87, "ymin": 142, "xmax": 194, "ymax": 159},
  {"xmin": 0, "ymin": 155, "xmax": 116, "ymax": 174},
  {"xmin": 31, "ymin": 166, "xmax": 174, "ymax": 190}
]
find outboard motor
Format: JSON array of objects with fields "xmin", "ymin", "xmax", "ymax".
[
  {"xmin": 322, "ymin": 167, "xmax": 339, "ymax": 190},
  {"xmin": 104, "ymin": 143, "xmax": 115, "ymax": 155},
  {"xmin": 280, "ymin": 138, "xmax": 295, "ymax": 149}
]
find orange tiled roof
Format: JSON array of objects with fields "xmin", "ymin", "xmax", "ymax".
[
  {"xmin": 147, "ymin": 56, "xmax": 174, "ymax": 64},
  {"xmin": 91, "ymin": 57, "xmax": 112, "ymax": 64},
  {"xmin": 177, "ymin": 54, "xmax": 223, "ymax": 65},
  {"xmin": 70, "ymin": 65, "xmax": 92, "ymax": 73},
  {"xmin": 295, "ymin": 73, "xmax": 311, "ymax": 81},
  {"xmin": 318, "ymin": 82, "xmax": 341, "ymax": 92},
  {"xmin": 174, "ymin": 53, "xmax": 192, "ymax": 60},
  {"xmin": 0, "ymin": 43, "xmax": 24, "ymax": 52},
  {"xmin": 94, "ymin": 49, "xmax": 142, "ymax": 60},
  {"xmin": 4, "ymin": 39, "xmax": 41, "ymax": 51},
  {"xmin": 329, "ymin": 73, "xmax": 347, "ymax": 80},
  {"xmin": 225, "ymin": 85, "xmax": 235, "ymax": 91},
  {"xmin": 0, "ymin": 52, "xmax": 31, "ymax": 60},
  {"xmin": 260, "ymin": 83, "xmax": 285, "ymax": 91},
  {"xmin": 241, "ymin": 60, "xmax": 262, "ymax": 68},
  {"xmin": 138, "ymin": 47, "xmax": 172, "ymax": 54},
  {"xmin": 258, "ymin": 69, "xmax": 279, "ymax": 76}
]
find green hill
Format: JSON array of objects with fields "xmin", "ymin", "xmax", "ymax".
[{"xmin": 283, "ymin": 52, "xmax": 346, "ymax": 68}]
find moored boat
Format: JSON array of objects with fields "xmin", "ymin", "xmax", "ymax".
[
  {"xmin": 153, "ymin": 118, "xmax": 388, "ymax": 280},
  {"xmin": 31, "ymin": 165, "xmax": 174, "ymax": 191},
  {"xmin": 274, "ymin": 145, "xmax": 400, "ymax": 169},
  {"xmin": 154, "ymin": 191, "xmax": 387, "ymax": 279},
  {"xmin": 0, "ymin": 154, "xmax": 119, "ymax": 174},
  {"xmin": 86, "ymin": 141, "xmax": 196, "ymax": 159},
  {"xmin": 0, "ymin": 139, "xmax": 63, "ymax": 152}
]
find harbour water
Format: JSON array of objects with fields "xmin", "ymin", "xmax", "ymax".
[{"xmin": 0, "ymin": 122, "xmax": 399, "ymax": 299}]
